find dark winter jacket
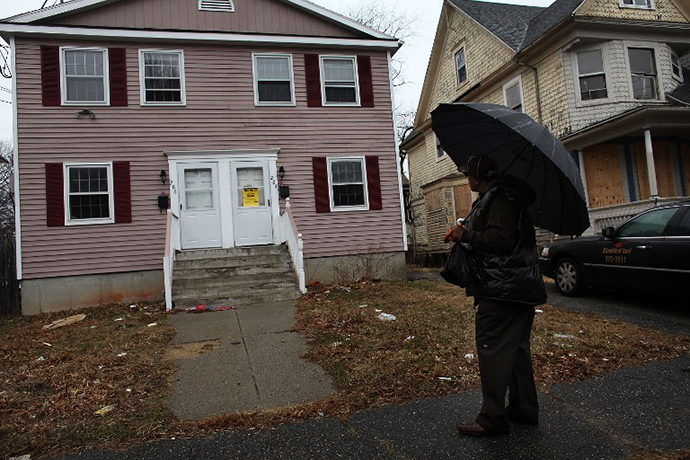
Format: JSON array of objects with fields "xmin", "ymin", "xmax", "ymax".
[{"xmin": 461, "ymin": 176, "xmax": 547, "ymax": 305}]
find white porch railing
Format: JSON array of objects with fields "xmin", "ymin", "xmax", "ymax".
[
  {"xmin": 280, "ymin": 198, "xmax": 306, "ymax": 293},
  {"xmin": 163, "ymin": 209, "xmax": 180, "ymax": 311},
  {"xmin": 584, "ymin": 197, "xmax": 683, "ymax": 236}
]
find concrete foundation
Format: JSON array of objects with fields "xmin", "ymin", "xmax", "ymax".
[
  {"xmin": 304, "ymin": 251, "xmax": 406, "ymax": 285},
  {"xmin": 21, "ymin": 270, "xmax": 164, "ymax": 315}
]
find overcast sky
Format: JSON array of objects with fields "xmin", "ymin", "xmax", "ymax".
[{"xmin": 0, "ymin": 0, "xmax": 555, "ymax": 143}]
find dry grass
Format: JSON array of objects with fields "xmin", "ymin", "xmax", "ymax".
[{"xmin": 1, "ymin": 280, "xmax": 689, "ymax": 459}]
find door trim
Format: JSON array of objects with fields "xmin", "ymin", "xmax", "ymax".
[{"xmin": 165, "ymin": 149, "xmax": 281, "ymax": 249}]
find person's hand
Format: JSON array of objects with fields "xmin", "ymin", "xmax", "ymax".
[{"xmin": 443, "ymin": 224, "xmax": 465, "ymax": 243}]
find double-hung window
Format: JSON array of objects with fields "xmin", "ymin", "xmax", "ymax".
[
  {"xmin": 66, "ymin": 164, "xmax": 114, "ymax": 224},
  {"xmin": 455, "ymin": 47, "xmax": 467, "ymax": 85},
  {"xmin": 671, "ymin": 49, "xmax": 683, "ymax": 81},
  {"xmin": 321, "ymin": 56, "xmax": 359, "ymax": 105},
  {"xmin": 328, "ymin": 157, "xmax": 368, "ymax": 210},
  {"xmin": 62, "ymin": 48, "xmax": 109, "ymax": 105},
  {"xmin": 577, "ymin": 49, "xmax": 608, "ymax": 101},
  {"xmin": 628, "ymin": 48, "xmax": 658, "ymax": 100},
  {"xmin": 253, "ymin": 54, "xmax": 295, "ymax": 105},
  {"xmin": 619, "ymin": 0, "xmax": 653, "ymax": 8},
  {"xmin": 140, "ymin": 50, "xmax": 185, "ymax": 105},
  {"xmin": 503, "ymin": 76, "xmax": 523, "ymax": 112}
]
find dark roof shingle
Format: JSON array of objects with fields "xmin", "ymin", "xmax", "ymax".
[
  {"xmin": 668, "ymin": 68, "xmax": 690, "ymax": 105},
  {"xmin": 520, "ymin": 0, "xmax": 585, "ymax": 50},
  {"xmin": 448, "ymin": 0, "xmax": 543, "ymax": 51}
]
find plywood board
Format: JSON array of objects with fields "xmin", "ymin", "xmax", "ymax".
[
  {"xmin": 426, "ymin": 189, "xmax": 441, "ymax": 211},
  {"xmin": 453, "ymin": 184, "xmax": 472, "ymax": 220},
  {"xmin": 583, "ymin": 144, "xmax": 624, "ymax": 207}
]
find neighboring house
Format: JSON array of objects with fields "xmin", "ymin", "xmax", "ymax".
[
  {"xmin": 403, "ymin": 0, "xmax": 690, "ymax": 264},
  {"xmin": 0, "ymin": 0, "xmax": 407, "ymax": 315}
]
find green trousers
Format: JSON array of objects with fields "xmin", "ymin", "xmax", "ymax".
[{"xmin": 474, "ymin": 298, "xmax": 538, "ymax": 433}]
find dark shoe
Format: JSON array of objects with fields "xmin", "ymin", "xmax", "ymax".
[
  {"xmin": 456, "ymin": 422, "xmax": 508, "ymax": 437},
  {"xmin": 506, "ymin": 411, "xmax": 538, "ymax": 426}
]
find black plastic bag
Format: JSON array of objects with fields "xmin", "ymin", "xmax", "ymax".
[{"xmin": 440, "ymin": 243, "xmax": 482, "ymax": 288}]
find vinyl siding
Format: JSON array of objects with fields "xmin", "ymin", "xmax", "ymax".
[
  {"xmin": 48, "ymin": 0, "xmax": 364, "ymax": 38},
  {"xmin": 15, "ymin": 38, "xmax": 402, "ymax": 279}
]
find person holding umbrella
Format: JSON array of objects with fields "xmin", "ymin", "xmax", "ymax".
[{"xmin": 444, "ymin": 154, "xmax": 546, "ymax": 437}]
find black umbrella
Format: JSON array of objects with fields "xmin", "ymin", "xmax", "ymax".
[{"xmin": 431, "ymin": 102, "xmax": 590, "ymax": 236}]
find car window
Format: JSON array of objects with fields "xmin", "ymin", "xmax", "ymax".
[
  {"xmin": 675, "ymin": 208, "xmax": 690, "ymax": 236},
  {"xmin": 616, "ymin": 207, "xmax": 678, "ymax": 238}
]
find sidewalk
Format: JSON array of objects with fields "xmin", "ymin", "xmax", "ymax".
[
  {"xmin": 166, "ymin": 301, "xmax": 334, "ymax": 420},
  {"xmin": 46, "ymin": 356, "xmax": 690, "ymax": 459}
]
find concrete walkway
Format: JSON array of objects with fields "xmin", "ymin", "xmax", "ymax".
[{"xmin": 166, "ymin": 301, "xmax": 334, "ymax": 420}]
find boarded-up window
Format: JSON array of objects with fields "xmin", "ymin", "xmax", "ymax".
[
  {"xmin": 583, "ymin": 144, "xmax": 624, "ymax": 208},
  {"xmin": 426, "ymin": 189, "xmax": 441, "ymax": 211},
  {"xmin": 453, "ymin": 184, "xmax": 472, "ymax": 220}
]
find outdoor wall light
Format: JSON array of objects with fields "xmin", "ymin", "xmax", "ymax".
[
  {"xmin": 76, "ymin": 109, "xmax": 96, "ymax": 119},
  {"xmin": 159, "ymin": 170, "xmax": 167, "ymax": 184},
  {"xmin": 278, "ymin": 166, "xmax": 289, "ymax": 198},
  {"xmin": 278, "ymin": 165, "xmax": 286, "ymax": 182}
]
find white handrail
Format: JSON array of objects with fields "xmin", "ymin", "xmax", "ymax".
[
  {"xmin": 163, "ymin": 209, "xmax": 179, "ymax": 311},
  {"xmin": 281, "ymin": 198, "xmax": 306, "ymax": 293}
]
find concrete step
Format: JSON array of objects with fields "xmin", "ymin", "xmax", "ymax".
[
  {"xmin": 175, "ymin": 245, "xmax": 289, "ymax": 261},
  {"xmin": 173, "ymin": 264, "xmax": 294, "ymax": 281},
  {"xmin": 172, "ymin": 284, "xmax": 302, "ymax": 308},
  {"xmin": 173, "ymin": 271, "xmax": 297, "ymax": 289},
  {"xmin": 174, "ymin": 254, "xmax": 291, "ymax": 271}
]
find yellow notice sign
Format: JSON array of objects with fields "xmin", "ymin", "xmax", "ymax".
[{"xmin": 243, "ymin": 187, "xmax": 260, "ymax": 207}]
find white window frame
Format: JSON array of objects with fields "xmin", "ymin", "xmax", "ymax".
[
  {"xmin": 503, "ymin": 75, "xmax": 524, "ymax": 112},
  {"xmin": 619, "ymin": 0, "xmax": 654, "ymax": 9},
  {"xmin": 251, "ymin": 53, "xmax": 296, "ymax": 106},
  {"xmin": 624, "ymin": 43, "xmax": 663, "ymax": 101},
  {"xmin": 573, "ymin": 47, "xmax": 610, "ymax": 104},
  {"xmin": 670, "ymin": 48, "xmax": 683, "ymax": 82},
  {"xmin": 435, "ymin": 134, "xmax": 446, "ymax": 161},
  {"xmin": 60, "ymin": 47, "xmax": 110, "ymax": 106},
  {"xmin": 327, "ymin": 157, "xmax": 369, "ymax": 211},
  {"xmin": 455, "ymin": 46, "xmax": 467, "ymax": 86},
  {"xmin": 320, "ymin": 55, "xmax": 360, "ymax": 106},
  {"xmin": 64, "ymin": 162, "xmax": 115, "ymax": 226},
  {"xmin": 139, "ymin": 49, "xmax": 186, "ymax": 106}
]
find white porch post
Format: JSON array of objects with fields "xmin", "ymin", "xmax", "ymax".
[
  {"xmin": 577, "ymin": 149, "xmax": 589, "ymax": 208},
  {"xmin": 644, "ymin": 129, "xmax": 659, "ymax": 198}
]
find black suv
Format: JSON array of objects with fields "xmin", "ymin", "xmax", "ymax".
[{"xmin": 539, "ymin": 200, "xmax": 690, "ymax": 296}]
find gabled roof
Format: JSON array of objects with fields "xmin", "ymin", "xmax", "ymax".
[
  {"xmin": 520, "ymin": 0, "xmax": 584, "ymax": 50},
  {"xmin": 448, "ymin": 0, "xmax": 543, "ymax": 51},
  {"xmin": 668, "ymin": 68, "xmax": 690, "ymax": 105},
  {"xmin": 2, "ymin": 0, "xmax": 395, "ymax": 41}
]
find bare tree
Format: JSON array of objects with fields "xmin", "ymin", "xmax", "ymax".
[{"xmin": 0, "ymin": 139, "xmax": 15, "ymax": 234}]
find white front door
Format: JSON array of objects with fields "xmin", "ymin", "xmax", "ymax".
[
  {"xmin": 179, "ymin": 163, "xmax": 222, "ymax": 249},
  {"xmin": 231, "ymin": 161, "xmax": 273, "ymax": 246}
]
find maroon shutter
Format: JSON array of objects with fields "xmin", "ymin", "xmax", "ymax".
[
  {"xmin": 113, "ymin": 161, "xmax": 132, "ymax": 223},
  {"xmin": 109, "ymin": 48, "xmax": 128, "ymax": 107},
  {"xmin": 41, "ymin": 46, "xmax": 61, "ymax": 106},
  {"xmin": 305, "ymin": 54, "xmax": 322, "ymax": 107},
  {"xmin": 357, "ymin": 55, "xmax": 375, "ymax": 108},
  {"xmin": 312, "ymin": 157, "xmax": 330, "ymax": 213},
  {"xmin": 366, "ymin": 156, "xmax": 382, "ymax": 210},
  {"xmin": 46, "ymin": 163, "xmax": 65, "ymax": 226}
]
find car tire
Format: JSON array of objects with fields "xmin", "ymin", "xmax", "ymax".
[{"xmin": 554, "ymin": 257, "xmax": 584, "ymax": 297}]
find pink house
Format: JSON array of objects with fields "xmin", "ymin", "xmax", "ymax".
[{"xmin": 0, "ymin": 0, "xmax": 407, "ymax": 315}]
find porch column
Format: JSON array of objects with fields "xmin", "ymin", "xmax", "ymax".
[
  {"xmin": 644, "ymin": 129, "xmax": 659, "ymax": 198},
  {"xmin": 577, "ymin": 149, "xmax": 590, "ymax": 208}
]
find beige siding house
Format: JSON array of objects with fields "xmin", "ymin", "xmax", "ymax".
[
  {"xmin": 404, "ymin": 0, "xmax": 690, "ymax": 264},
  {"xmin": 1, "ymin": 0, "xmax": 407, "ymax": 314}
]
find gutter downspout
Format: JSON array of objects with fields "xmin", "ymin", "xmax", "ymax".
[{"xmin": 10, "ymin": 35, "xmax": 22, "ymax": 285}]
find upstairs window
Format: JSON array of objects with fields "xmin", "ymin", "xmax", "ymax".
[
  {"xmin": 628, "ymin": 48, "xmax": 658, "ymax": 100},
  {"xmin": 140, "ymin": 50, "xmax": 185, "ymax": 105},
  {"xmin": 577, "ymin": 49, "xmax": 608, "ymax": 101},
  {"xmin": 620, "ymin": 0, "xmax": 653, "ymax": 8},
  {"xmin": 503, "ymin": 76, "xmax": 523, "ymax": 112},
  {"xmin": 328, "ymin": 158, "xmax": 367, "ymax": 209},
  {"xmin": 455, "ymin": 47, "xmax": 467, "ymax": 85},
  {"xmin": 435, "ymin": 135, "xmax": 446, "ymax": 159},
  {"xmin": 670, "ymin": 49, "xmax": 683, "ymax": 81},
  {"xmin": 253, "ymin": 54, "xmax": 295, "ymax": 105},
  {"xmin": 62, "ymin": 48, "xmax": 108, "ymax": 105},
  {"xmin": 321, "ymin": 56, "xmax": 359, "ymax": 105},
  {"xmin": 66, "ymin": 164, "xmax": 114, "ymax": 224}
]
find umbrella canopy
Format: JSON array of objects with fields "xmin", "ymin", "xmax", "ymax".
[{"xmin": 431, "ymin": 102, "xmax": 590, "ymax": 236}]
